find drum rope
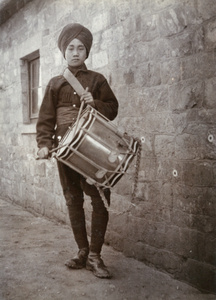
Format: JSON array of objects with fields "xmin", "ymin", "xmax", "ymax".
[
  {"xmin": 131, "ymin": 139, "xmax": 142, "ymax": 202},
  {"xmin": 96, "ymin": 186, "xmax": 110, "ymax": 211}
]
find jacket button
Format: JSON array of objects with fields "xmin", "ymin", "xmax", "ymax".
[
  {"xmin": 73, "ymin": 104, "xmax": 76, "ymax": 107},
  {"xmin": 74, "ymin": 91, "xmax": 77, "ymax": 95}
]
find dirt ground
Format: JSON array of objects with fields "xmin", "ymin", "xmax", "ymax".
[{"xmin": 0, "ymin": 198, "xmax": 215, "ymax": 300}]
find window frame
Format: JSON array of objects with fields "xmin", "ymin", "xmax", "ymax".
[
  {"xmin": 28, "ymin": 56, "xmax": 41, "ymax": 119},
  {"xmin": 20, "ymin": 50, "xmax": 41, "ymax": 124}
]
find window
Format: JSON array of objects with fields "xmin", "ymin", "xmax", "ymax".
[
  {"xmin": 29, "ymin": 56, "xmax": 42, "ymax": 119},
  {"xmin": 20, "ymin": 50, "xmax": 42, "ymax": 123}
]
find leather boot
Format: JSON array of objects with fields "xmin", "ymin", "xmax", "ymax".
[
  {"xmin": 90, "ymin": 208, "xmax": 108, "ymax": 254},
  {"xmin": 67, "ymin": 200, "xmax": 89, "ymax": 250},
  {"xmin": 65, "ymin": 247, "xmax": 89, "ymax": 269},
  {"xmin": 86, "ymin": 252, "xmax": 111, "ymax": 278}
]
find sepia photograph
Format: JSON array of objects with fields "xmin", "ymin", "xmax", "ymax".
[{"xmin": 0, "ymin": 0, "xmax": 216, "ymax": 299}]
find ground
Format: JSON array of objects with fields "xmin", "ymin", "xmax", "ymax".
[{"xmin": 0, "ymin": 198, "xmax": 215, "ymax": 300}]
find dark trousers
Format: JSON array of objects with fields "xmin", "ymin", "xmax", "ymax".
[{"xmin": 57, "ymin": 161, "xmax": 110, "ymax": 254}]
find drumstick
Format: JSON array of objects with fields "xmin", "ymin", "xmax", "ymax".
[{"xmin": 73, "ymin": 100, "xmax": 85, "ymax": 138}]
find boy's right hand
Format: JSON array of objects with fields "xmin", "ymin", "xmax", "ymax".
[
  {"xmin": 80, "ymin": 87, "xmax": 95, "ymax": 107},
  {"xmin": 37, "ymin": 147, "xmax": 49, "ymax": 159}
]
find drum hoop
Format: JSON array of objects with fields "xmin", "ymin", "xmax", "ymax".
[
  {"xmin": 58, "ymin": 130, "xmax": 84, "ymax": 160},
  {"xmin": 56, "ymin": 155, "xmax": 97, "ymax": 186},
  {"xmin": 102, "ymin": 139, "xmax": 138, "ymax": 187},
  {"xmin": 89, "ymin": 107, "xmax": 125, "ymax": 139},
  {"xmin": 112, "ymin": 140, "xmax": 138, "ymax": 186}
]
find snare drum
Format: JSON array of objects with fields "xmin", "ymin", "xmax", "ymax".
[{"xmin": 54, "ymin": 106, "xmax": 139, "ymax": 189}]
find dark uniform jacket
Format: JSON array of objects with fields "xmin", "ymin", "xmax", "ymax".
[{"xmin": 36, "ymin": 64, "xmax": 119, "ymax": 150}]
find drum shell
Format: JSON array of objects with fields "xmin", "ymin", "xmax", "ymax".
[{"xmin": 55, "ymin": 107, "xmax": 138, "ymax": 188}]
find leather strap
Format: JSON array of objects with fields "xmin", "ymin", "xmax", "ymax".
[{"xmin": 63, "ymin": 68, "xmax": 85, "ymax": 96}]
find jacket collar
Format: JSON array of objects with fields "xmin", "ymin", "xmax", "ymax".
[{"xmin": 68, "ymin": 63, "xmax": 88, "ymax": 76}]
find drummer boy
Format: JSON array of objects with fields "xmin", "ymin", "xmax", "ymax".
[{"xmin": 36, "ymin": 23, "xmax": 118, "ymax": 278}]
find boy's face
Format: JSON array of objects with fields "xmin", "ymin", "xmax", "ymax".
[{"xmin": 65, "ymin": 38, "xmax": 87, "ymax": 67}]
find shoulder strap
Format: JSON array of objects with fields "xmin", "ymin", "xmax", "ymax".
[{"xmin": 63, "ymin": 68, "xmax": 85, "ymax": 96}]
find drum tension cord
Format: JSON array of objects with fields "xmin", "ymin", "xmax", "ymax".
[
  {"xmin": 98, "ymin": 138, "xmax": 142, "ymax": 210},
  {"xmin": 131, "ymin": 139, "xmax": 142, "ymax": 203}
]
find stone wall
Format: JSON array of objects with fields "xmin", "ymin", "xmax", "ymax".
[{"xmin": 0, "ymin": 0, "xmax": 215, "ymax": 293}]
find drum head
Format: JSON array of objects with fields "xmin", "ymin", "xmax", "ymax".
[{"xmin": 56, "ymin": 111, "xmax": 89, "ymax": 157}]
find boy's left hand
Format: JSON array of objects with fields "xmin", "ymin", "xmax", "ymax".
[{"xmin": 80, "ymin": 87, "xmax": 95, "ymax": 107}]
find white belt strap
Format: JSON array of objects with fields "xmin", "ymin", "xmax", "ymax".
[{"xmin": 63, "ymin": 68, "xmax": 85, "ymax": 96}]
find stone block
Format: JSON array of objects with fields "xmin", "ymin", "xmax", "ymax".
[
  {"xmin": 124, "ymin": 241, "xmax": 184, "ymax": 276},
  {"xmin": 190, "ymin": 214, "xmax": 216, "ymax": 234},
  {"xmin": 197, "ymin": 0, "xmax": 216, "ymax": 20},
  {"xmin": 115, "ymin": 1, "xmax": 130, "ymax": 22},
  {"xmin": 201, "ymin": 187, "xmax": 216, "ymax": 217},
  {"xmin": 135, "ymin": 181, "xmax": 162, "ymax": 203},
  {"xmin": 204, "ymin": 18, "xmax": 216, "ymax": 50},
  {"xmin": 169, "ymin": 79, "xmax": 204, "ymax": 112},
  {"xmin": 180, "ymin": 258, "xmax": 216, "ymax": 293},
  {"xmin": 155, "ymin": 206, "xmax": 172, "ymax": 223},
  {"xmin": 109, "ymin": 212, "xmax": 128, "ymax": 235},
  {"xmin": 130, "ymin": 200, "xmax": 157, "ymax": 219},
  {"xmin": 139, "ymin": 158, "xmax": 157, "ymax": 181},
  {"xmin": 165, "ymin": 226, "xmax": 203, "ymax": 260},
  {"xmin": 174, "ymin": 185, "xmax": 216, "ymax": 218},
  {"xmin": 161, "ymin": 58, "xmax": 181, "ymax": 84},
  {"xmin": 204, "ymin": 77, "xmax": 216, "ymax": 109},
  {"xmin": 114, "ymin": 173, "xmax": 133, "ymax": 196},
  {"xmin": 45, "ymin": 159, "xmax": 57, "ymax": 177},
  {"xmin": 92, "ymin": 51, "xmax": 108, "ymax": 69},
  {"xmin": 122, "ymin": 16, "xmax": 137, "ymax": 39},
  {"xmin": 134, "ymin": 41, "xmax": 150, "ymax": 63},
  {"xmin": 154, "ymin": 135, "xmax": 175, "ymax": 158},
  {"xmin": 152, "ymin": 0, "xmax": 176, "ymax": 11},
  {"xmin": 165, "ymin": 225, "xmax": 180, "ymax": 252},
  {"xmin": 139, "ymin": 14, "xmax": 159, "ymax": 42},
  {"xmin": 109, "ymin": 6, "xmax": 117, "ymax": 26},
  {"xmin": 196, "ymin": 52, "xmax": 215, "ymax": 79},
  {"xmin": 123, "ymin": 69, "xmax": 134, "ymax": 85},
  {"xmin": 160, "ymin": 182, "xmax": 174, "ymax": 208},
  {"xmin": 202, "ymin": 234, "xmax": 216, "ymax": 265},
  {"xmin": 181, "ymin": 56, "xmax": 198, "ymax": 81},
  {"xmin": 149, "ymin": 38, "xmax": 170, "ymax": 61},
  {"xmin": 192, "ymin": 26, "xmax": 205, "ymax": 53},
  {"xmin": 137, "ymin": 112, "xmax": 175, "ymax": 134},
  {"xmin": 124, "ymin": 216, "xmax": 147, "ymax": 245},
  {"xmin": 109, "ymin": 193, "xmax": 131, "ymax": 213},
  {"xmin": 32, "ymin": 160, "xmax": 46, "ymax": 177},
  {"xmin": 105, "ymin": 230, "xmax": 124, "ymax": 252},
  {"xmin": 199, "ymin": 127, "xmax": 216, "ymax": 160},
  {"xmin": 156, "ymin": 158, "xmax": 183, "ymax": 183},
  {"xmin": 138, "ymin": 134, "xmax": 154, "ymax": 158},
  {"xmin": 157, "ymin": 7, "xmax": 188, "ymax": 37},
  {"xmin": 101, "ymin": 27, "xmax": 113, "ymax": 51},
  {"xmin": 175, "ymin": 133, "xmax": 199, "ymax": 160},
  {"xmin": 92, "ymin": 12, "xmax": 109, "ymax": 32},
  {"xmin": 155, "ymin": 248, "xmax": 184, "ymax": 273},
  {"xmin": 197, "ymin": 108, "xmax": 216, "ymax": 125},
  {"xmin": 21, "ymin": 182, "xmax": 36, "ymax": 205},
  {"xmin": 183, "ymin": 161, "xmax": 214, "ymax": 187},
  {"xmin": 166, "ymin": 30, "xmax": 194, "ymax": 58}
]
